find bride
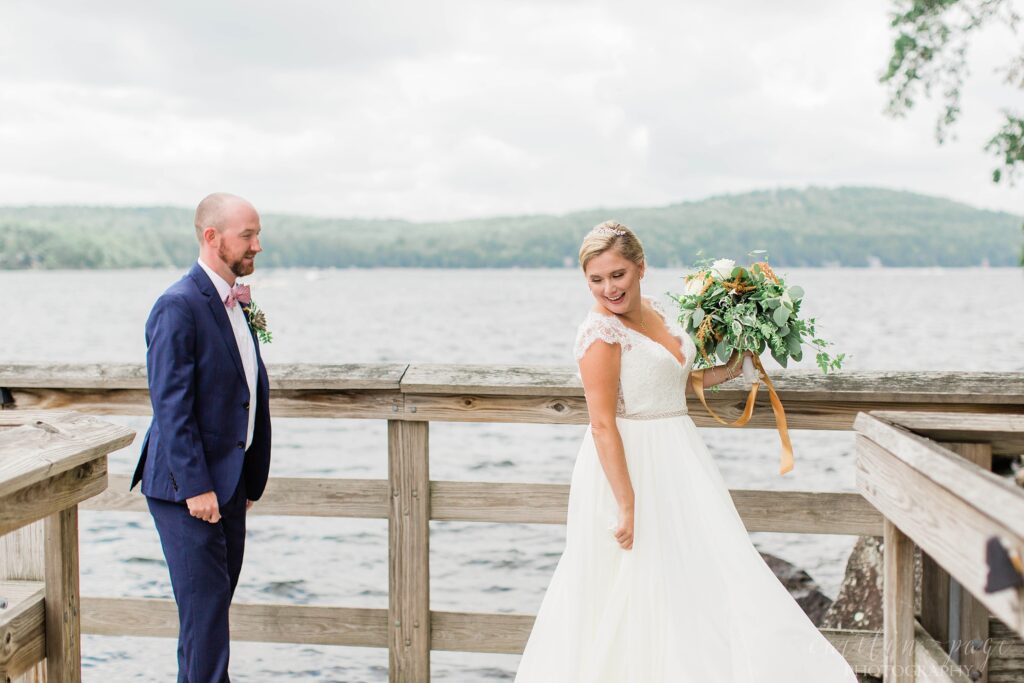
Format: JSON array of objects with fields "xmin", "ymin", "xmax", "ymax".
[{"xmin": 514, "ymin": 222, "xmax": 857, "ymax": 682}]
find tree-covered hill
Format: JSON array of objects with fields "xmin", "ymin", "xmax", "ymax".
[{"xmin": 0, "ymin": 186, "xmax": 1020, "ymax": 268}]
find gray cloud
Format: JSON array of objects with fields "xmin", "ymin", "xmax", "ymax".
[{"xmin": 0, "ymin": 0, "xmax": 1020, "ymax": 219}]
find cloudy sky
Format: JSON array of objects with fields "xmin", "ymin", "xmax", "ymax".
[{"xmin": 1, "ymin": 0, "xmax": 1021, "ymax": 220}]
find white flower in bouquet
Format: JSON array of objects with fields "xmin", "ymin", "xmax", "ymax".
[
  {"xmin": 710, "ymin": 258, "xmax": 736, "ymax": 279},
  {"xmin": 683, "ymin": 274, "xmax": 706, "ymax": 295}
]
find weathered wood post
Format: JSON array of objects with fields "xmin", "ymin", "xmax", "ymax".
[
  {"xmin": 387, "ymin": 420, "xmax": 430, "ymax": 682},
  {"xmin": 920, "ymin": 442, "xmax": 994, "ymax": 683},
  {"xmin": 0, "ymin": 411, "xmax": 133, "ymax": 683},
  {"xmin": 0, "ymin": 524, "xmax": 45, "ymax": 683},
  {"xmin": 884, "ymin": 518, "xmax": 917, "ymax": 682}
]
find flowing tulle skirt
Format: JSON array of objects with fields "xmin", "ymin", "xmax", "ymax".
[{"xmin": 514, "ymin": 415, "xmax": 858, "ymax": 682}]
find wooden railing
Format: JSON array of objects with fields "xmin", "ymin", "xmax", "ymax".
[
  {"xmin": 855, "ymin": 411, "xmax": 1024, "ymax": 682},
  {"xmin": 0, "ymin": 411, "xmax": 134, "ymax": 683},
  {"xmin": 2, "ymin": 363, "xmax": 1024, "ymax": 681}
]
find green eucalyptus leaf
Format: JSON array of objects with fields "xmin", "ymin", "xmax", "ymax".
[
  {"xmin": 716, "ymin": 340, "xmax": 731, "ymax": 363},
  {"xmin": 772, "ymin": 306, "xmax": 789, "ymax": 327},
  {"xmin": 692, "ymin": 308, "xmax": 705, "ymax": 326},
  {"xmin": 788, "ymin": 285, "xmax": 804, "ymax": 299}
]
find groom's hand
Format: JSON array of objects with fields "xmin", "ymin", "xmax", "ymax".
[{"xmin": 186, "ymin": 491, "xmax": 221, "ymax": 524}]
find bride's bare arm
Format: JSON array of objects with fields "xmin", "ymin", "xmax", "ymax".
[
  {"xmin": 684, "ymin": 350, "xmax": 752, "ymax": 396},
  {"xmin": 578, "ymin": 340, "xmax": 635, "ymax": 549}
]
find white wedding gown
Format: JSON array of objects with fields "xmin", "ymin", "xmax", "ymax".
[{"xmin": 514, "ymin": 300, "xmax": 858, "ymax": 682}]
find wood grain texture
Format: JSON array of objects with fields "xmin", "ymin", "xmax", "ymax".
[
  {"xmin": 915, "ymin": 621, "xmax": 974, "ymax": 683},
  {"xmin": 0, "ymin": 581, "xmax": 45, "ymax": 681},
  {"xmin": 884, "ymin": 519, "xmax": 917, "ymax": 682},
  {"xmin": 44, "ymin": 507, "xmax": 80, "ymax": 682},
  {"xmin": 873, "ymin": 411, "xmax": 1024, "ymax": 456},
  {"xmin": 387, "ymin": 420, "xmax": 430, "ymax": 682},
  {"xmin": 856, "ymin": 414, "xmax": 1024, "ymax": 539},
  {"xmin": 0, "ymin": 523, "xmax": 43, "ymax": 581},
  {"xmin": 431, "ymin": 610, "xmax": 880, "ymax": 671},
  {"xmin": 947, "ymin": 443, "xmax": 993, "ymax": 683},
  {"xmin": 85, "ymin": 474, "xmax": 390, "ymax": 518},
  {"xmin": 84, "ymin": 475, "xmax": 881, "ymax": 535},
  {"xmin": 0, "ymin": 362, "xmax": 408, "ymax": 391},
  {"xmin": 0, "ymin": 459, "xmax": 107, "ymax": 537},
  {"xmin": 989, "ymin": 617, "xmax": 1024, "ymax": 683},
  {"xmin": 3, "ymin": 364, "xmax": 1022, "ymax": 425},
  {"xmin": 81, "ymin": 597, "xmax": 389, "ymax": 647},
  {"xmin": 0, "ymin": 412, "xmax": 132, "ymax": 498},
  {"xmin": 856, "ymin": 434, "xmax": 1024, "ymax": 635}
]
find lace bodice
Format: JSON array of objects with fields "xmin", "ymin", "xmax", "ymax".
[{"xmin": 573, "ymin": 297, "xmax": 697, "ymax": 419}]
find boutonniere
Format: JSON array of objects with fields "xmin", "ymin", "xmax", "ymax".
[{"xmin": 242, "ymin": 302, "xmax": 273, "ymax": 344}]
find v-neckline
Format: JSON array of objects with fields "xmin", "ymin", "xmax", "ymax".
[{"xmin": 623, "ymin": 325, "xmax": 689, "ymax": 371}]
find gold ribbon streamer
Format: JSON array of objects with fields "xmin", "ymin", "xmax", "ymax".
[{"xmin": 690, "ymin": 355, "xmax": 794, "ymax": 475}]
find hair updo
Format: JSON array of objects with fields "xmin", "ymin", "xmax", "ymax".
[{"xmin": 578, "ymin": 221, "xmax": 645, "ymax": 271}]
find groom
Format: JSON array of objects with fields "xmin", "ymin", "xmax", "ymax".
[{"xmin": 131, "ymin": 192, "xmax": 272, "ymax": 682}]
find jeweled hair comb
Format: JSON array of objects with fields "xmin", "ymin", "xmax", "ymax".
[{"xmin": 590, "ymin": 224, "xmax": 627, "ymax": 237}]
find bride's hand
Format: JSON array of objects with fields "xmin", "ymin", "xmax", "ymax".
[{"xmin": 615, "ymin": 506, "xmax": 634, "ymax": 550}]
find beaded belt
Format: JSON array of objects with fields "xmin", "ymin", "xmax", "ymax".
[{"xmin": 616, "ymin": 408, "xmax": 688, "ymax": 420}]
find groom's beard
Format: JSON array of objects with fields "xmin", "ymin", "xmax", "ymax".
[{"xmin": 219, "ymin": 244, "xmax": 256, "ymax": 277}]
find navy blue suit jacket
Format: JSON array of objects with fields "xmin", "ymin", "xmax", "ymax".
[{"xmin": 131, "ymin": 263, "xmax": 272, "ymax": 505}]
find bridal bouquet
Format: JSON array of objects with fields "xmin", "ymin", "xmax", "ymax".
[
  {"xmin": 673, "ymin": 256, "xmax": 844, "ymax": 374},
  {"xmin": 670, "ymin": 255, "xmax": 844, "ymax": 475}
]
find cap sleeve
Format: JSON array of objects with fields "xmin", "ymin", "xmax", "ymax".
[{"xmin": 573, "ymin": 312, "xmax": 632, "ymax": 361}]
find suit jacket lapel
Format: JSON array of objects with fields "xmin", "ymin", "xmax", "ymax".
[{"xmin": 189, "ymin": 263, "xmax": 248, "ymax": 386}]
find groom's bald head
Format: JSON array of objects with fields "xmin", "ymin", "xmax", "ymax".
[{"xmin": 194, "ymin": 192, "xmax": 256, "ymax": 243}]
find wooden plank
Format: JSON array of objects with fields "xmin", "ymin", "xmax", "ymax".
[
  {"xmin": 430, "ymin": 610, "xmax": 880, "ymax": 671},
  {"xmin": 81, "ymin": 597, "xmax": 389, "ymax": 647},
  {"xmin": 270, "ymin": 390, "xmax": 403, "ymax": 419},
  {"xmin": 919, "ymin": 439, "xmax": 996, "ymax": 658},
  {"xmin": 387, "ymin": 420, "xmax": 430, "ymax": 682},
  {"xmin": 430, "ymin": 610, "xmax": 536, "ymax": 654},
  {"xmin": 430, "ymin": 481, "xmax": 883, "ymax": 535},
  {"xmin": 8, "ymin": 388, "xmax": 405, "ymax": 420},
  {"xmin": 400, "ymin": 364, "xmax": 582, "ymax": 397},
  {"xmin": 85, "ymin": 475, "xmax": 881, "ymax": 535},
  {"xmin": 0, "ymin": 581, "xmax": 45, "ymax": 681},
  {"xmin": 989, "ymin": 617, "xmax": 1024, "ymax": 683},
  {"xmin": 884, "ymin": 518, "xmax": 917, "ymax": 682},
  {"xmin": 856, "ymin": 434, "xmax": 1024, "ymax": 635},
  {"xmin": 0, "ymin": 362, "xmax": 409, "ymax": 391},
  {"xmin": 921, "ymin": 550, "xmax": 951, "ymax": 653},
  {"xmin": 0, "ymin": 525, "xmax": 45, "ymax": 683},
  {"xmin": 872, "ymin": 411, "xmax": 1024, "ymax": 456},
  {"xmin": 0, "ymin": 412, "xmax": 133, "ymax": 498},
  {"xmin": 4, "ymin": 364, "xmax": 1023, "ymax": 422},
  {"xmin": 84, "ymin": 474, "xmax": 390, "ymax": 518},
  {"xmin": 915, "ymin": 621, "xmax": 974, "ymax": 683},
  {"xmin": 855, "ymin": 414, "xmax": 1024, "ymax": 539},
  {"xmin": 402, "ymin": 393, "xmax": 589, "ymax": 425},
  {"xmin": 398, "ymin": 365, "xmax": 1024, "ymax": 404},
  {"xmin": 0, "ymin": 459, "xmax": 107, "ymax": 537},
  {"xmin": 948, "ymin": 443, "xmax": 993, "ymax": 683},
  {"xmin": 404, "ymin": 392, "xmax": 1018, "ymax": 428},
  {"xmin": 7, "ymin": 388, "xmax": 154, "ymax": 416},
  {"xmin": 44, "ymin": 507, "xmax": 81, "ymax": 682}
]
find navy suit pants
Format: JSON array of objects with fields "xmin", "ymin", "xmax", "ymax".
[{"xmin": 148, "ymin": 476, "xmax": 247, "ymax": 683}]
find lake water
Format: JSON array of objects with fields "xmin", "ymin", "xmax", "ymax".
[{"xmin": 2, "ymin": 266, "xmax": 1023, "ymax": 682}]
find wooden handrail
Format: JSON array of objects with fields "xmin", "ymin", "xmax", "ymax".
[{"xmin": 5, "ymin": 366, "xmax": 1024, "ymax": 681}]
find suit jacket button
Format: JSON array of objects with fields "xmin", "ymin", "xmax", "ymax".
[
  {"xmin": 237, "ymin": 441, "xmax": 245, "ymax": 449},
  {"xmin": 242, "ymin": 401, "xmax": 250, "ymax": 410}
]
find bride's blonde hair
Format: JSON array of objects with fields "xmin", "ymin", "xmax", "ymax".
[{"xmin": 578, "ymin": 221, "xmax": 645, "ymax": 270}]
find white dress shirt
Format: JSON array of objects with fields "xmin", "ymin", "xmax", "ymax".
[{"xmin": 198, "ymin": 258, "xmax": 258, "ymax": 450}]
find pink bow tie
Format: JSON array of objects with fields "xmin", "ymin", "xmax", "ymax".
[{"xmin": 224, "ymin": 283, "xmax": 251, "ymax": 309}]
